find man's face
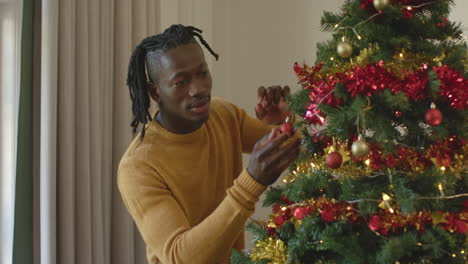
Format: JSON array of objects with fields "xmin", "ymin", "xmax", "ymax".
[{"xmin": 150, "ymin": 43, "xmax": 212, "ymax": 132}]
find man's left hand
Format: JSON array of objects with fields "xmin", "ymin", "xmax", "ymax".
[{"xmin": 256, "ymin": 85, "xmax": 290, "ymax": 125}]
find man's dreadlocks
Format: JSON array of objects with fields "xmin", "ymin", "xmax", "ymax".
[{"xmin": 127, "ymin": 24, "xmax": 219, "ymax": 138}]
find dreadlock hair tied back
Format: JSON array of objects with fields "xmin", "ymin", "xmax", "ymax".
[{"xmin": 126, "ymin": 24, "xmax": 219, "ymax": 139}]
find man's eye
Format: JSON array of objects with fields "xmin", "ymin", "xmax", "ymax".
[
  {"xmin": 198, "ymin": 71, "xmax": 208, "ymax": 77},
  {"xmin": 175, "ymin": 80, "xmax": 188, "ymax": 87}
]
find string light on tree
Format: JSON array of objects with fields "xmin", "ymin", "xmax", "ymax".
[
  {"xmin": 334, "ymin": 1, "xmax": 441, "ymax": 43},
  {"xmin": 334, "ymin": 12, "xmax": 383, "ymax": 40}
]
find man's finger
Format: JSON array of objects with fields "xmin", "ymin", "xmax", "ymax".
[
  {"xmin": 270, "ymin": 138, "xmax": 301, "ymax": 162},
  {"xmin": 255, "ymin": 103, "xmax": 266, "ymax": 119},
  {"xmin": 272, "ymin": 139, "xmax": 301, "ymax": 167},
  {"xmin": 275, "ymin": 147, "xmax": 300, "ymax": 174},
  {"xmin": 268, "ymin": 127, "xmax": 280, "ymax": 141},
  {"xmin": 262, "ymin": 140, "xmax": 300, "ymax": 177},
  {"xmin": 257, "ymin": 133, "xmax": 290, "ymax": 159},
  {"xmin": 265, "ymin": 86, "xmax": 275, "ymax": 107},
  {"xmin": 257, "ymin": 86, "xmax": 266, "ymax": 100},
  {"xmin": 256, "ymin": 128, "xmax": 280, "ymax": 147},
  {"xmin": 273, "ymin": 86, "xmax": 282, "ymax": 105},
  {"xmin": 282, "ymin": 86, "xmax": 291, "ymax": 98}
]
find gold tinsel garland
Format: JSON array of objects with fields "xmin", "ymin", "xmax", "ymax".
[
  {"xmin": 315, "ymin": 43, "xmax": 448, "ymax": 80},
  {"xmin": 283, "ymin": 138, "xmax": 467, "ymax": 183},
  {"xmin": 283, "ymin": 153, "xmax": 374, "ymax": 183},
  {"xmin": 250, "ymin": 237, "xmax": 289, "ymax": 264}
]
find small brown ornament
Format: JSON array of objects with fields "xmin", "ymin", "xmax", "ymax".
[{"xmin": 326, "ymin": 152, "xmax": 343, "ymax": 169}]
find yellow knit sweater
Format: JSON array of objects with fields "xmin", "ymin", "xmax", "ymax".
[{"xmin": 118, "ymin": 98, "xmax": 272, "ymax": 264}]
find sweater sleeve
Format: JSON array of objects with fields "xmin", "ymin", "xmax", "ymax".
[{"xmin": 117, "ymin": 157, "xmax": 267, "ymax": 264}]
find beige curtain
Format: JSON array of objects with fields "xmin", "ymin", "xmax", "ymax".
[
  {"xmin": 0, "ymin": 1, "xmax": 23, "ymax": 263},
  {"xmin": 35, "ymin": 0, "xmax": 160, "ymax": 263}
]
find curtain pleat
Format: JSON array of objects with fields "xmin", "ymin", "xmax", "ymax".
[
  {"xmin": 111, "ymin": 0, "xmax": 137, "ymax": 263},
  {"xmin": 74, "ymin": 0, "xmax": 92, "ymax": 262},
  {"xmin": 39, "ymin": 1, "xmax": 59, "ymax": 264},
  {"xmin": 100, "ymin": 0, "xmax": 115, "ymax": 262},
  {"xmin": 32, "ymin": 1, "xmax": 42, "ymax": 263},
  {"xmin": 38, "ymin": 0, "xmax": 160, "ymax": 263},
  {"xmin": 57, "ymin": 0, "xmax": 76, "ymax": 263},
  {"xmin": 13, "ymin": 0, "xmax": 34, "ymax": 263}
]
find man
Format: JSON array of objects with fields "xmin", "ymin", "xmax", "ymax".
[{"xmin": 118, "ymin": 24, "xmax": 300, "ymax": 264}]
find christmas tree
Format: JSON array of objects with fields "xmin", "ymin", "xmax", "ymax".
[{"xmin": 232, "ymin": 0, "xmax": 467, "ymax": 263}]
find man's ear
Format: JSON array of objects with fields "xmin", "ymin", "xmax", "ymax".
[{"xmin": 147, "ymin": 81, "xmax": 160, "ymax": 103}]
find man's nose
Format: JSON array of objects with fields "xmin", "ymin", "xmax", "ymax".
[{"xmin": 188, "ymin": 82, "xmax": 209, "ymax": 97}]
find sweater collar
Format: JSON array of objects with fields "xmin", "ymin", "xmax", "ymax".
[{"xmin": 147, "ymin": 117, "xmax": 207, "ymax": 143}]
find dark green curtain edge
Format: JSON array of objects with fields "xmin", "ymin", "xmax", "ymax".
[{"xmin": 13, "ymin": 0, "xmax": 34, "ymax": 263}]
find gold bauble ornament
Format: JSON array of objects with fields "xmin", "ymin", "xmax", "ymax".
[
  {"xmin": 351, "ymin": 135, "xmax": 370, "ymax": 158},
  {"xmin": 337, "ymin": 41, "xmax": 353, "ymax": 59},
  {"xmin": 373, "ymin": 0, "xmax": 390, "ymax": 10}
]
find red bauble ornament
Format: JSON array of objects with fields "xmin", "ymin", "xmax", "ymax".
[
  {"xmin": 272, "ymin": 203, "xmax": 280, "ymax": 214},
  {"xmin": 463, "ymin": 200, "xmax": 468, "ymax": 212},
  {"xmin": 385, "ymin": 155, "xmax": 397, "ymax": 168},
  {"xmin": 368, "ymin": 215, "xmax": 381, "ymax": 232},
  {"xmin": 280, "ymin": 117, "xmax": 294, "ymax": 135},
  {"xmin": 293, "ymin": 207, "xmax": 308, "ymax": 220},
  {"xmin": 326, "ymin": 152, "xmax": 343, "ymax": 169},
  {"xmin": 425, "ymin": 104, "xmax": 443, "ymax": 126},
  {"xmin": 280, "ymin": 195, "xmax": 293, "ymax": 205},
  {"xmin": 282, "ymin": 208, "xmax": 292, "ymax": 218},
  {"xmin": 454, "ymin": 219, "xmax": 467, "ymax": 234},
  {"xmin": 320, "ymin": 208, "xmax": 337, "ymax": 222},
  {"xmin": 266, "ymin": 226, "xmax": 276, "ymax": 236},
  {"xmin": 274, "ymin": 215, "xmax": 286, "ymax": 226}
]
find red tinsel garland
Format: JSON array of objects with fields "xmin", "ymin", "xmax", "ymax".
[
  {"xmin": 398, "ymin": 69, "xmax": 429, "ymax": 101},
  {"xmin": 293, "ymin": 62, "xmax": 468, "ymax": 123},
  {"xmin": 337, "ymin": 61, "xmax": 396, "ymax": 97},
  {"xmin": 294, "ymin": 62, "xmax": 342, "ymax": 124},
  {"xmin": 433, "ymin": 65, "xmax": 468, "ymax": 110},
  {"xmin": 337, "ymin": 135, "xmax": 463, "ymax": 173},
  {"xmin": 268, "ymin": 197, "xmax": 468, "ymax": 237}
]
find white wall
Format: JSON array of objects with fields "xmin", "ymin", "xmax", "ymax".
[
  {"xmin": 208, "ymin": 0, "xmax": 344, "ymax": 249},
  {"xmin": 450, "ymin": 0, "xmax": 468, "ymax": 30},
  {"xmin": 159, "ymin": 0, "xmax": 467, "ymax": 250},
  {"xmin": 210, "ymin": 0, "xmax": 343, "ymax": 108}
]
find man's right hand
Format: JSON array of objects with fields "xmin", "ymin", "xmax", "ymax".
[{"xmin": 247, "ymin": 128, "xmax": 301, "ymax": 186}]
